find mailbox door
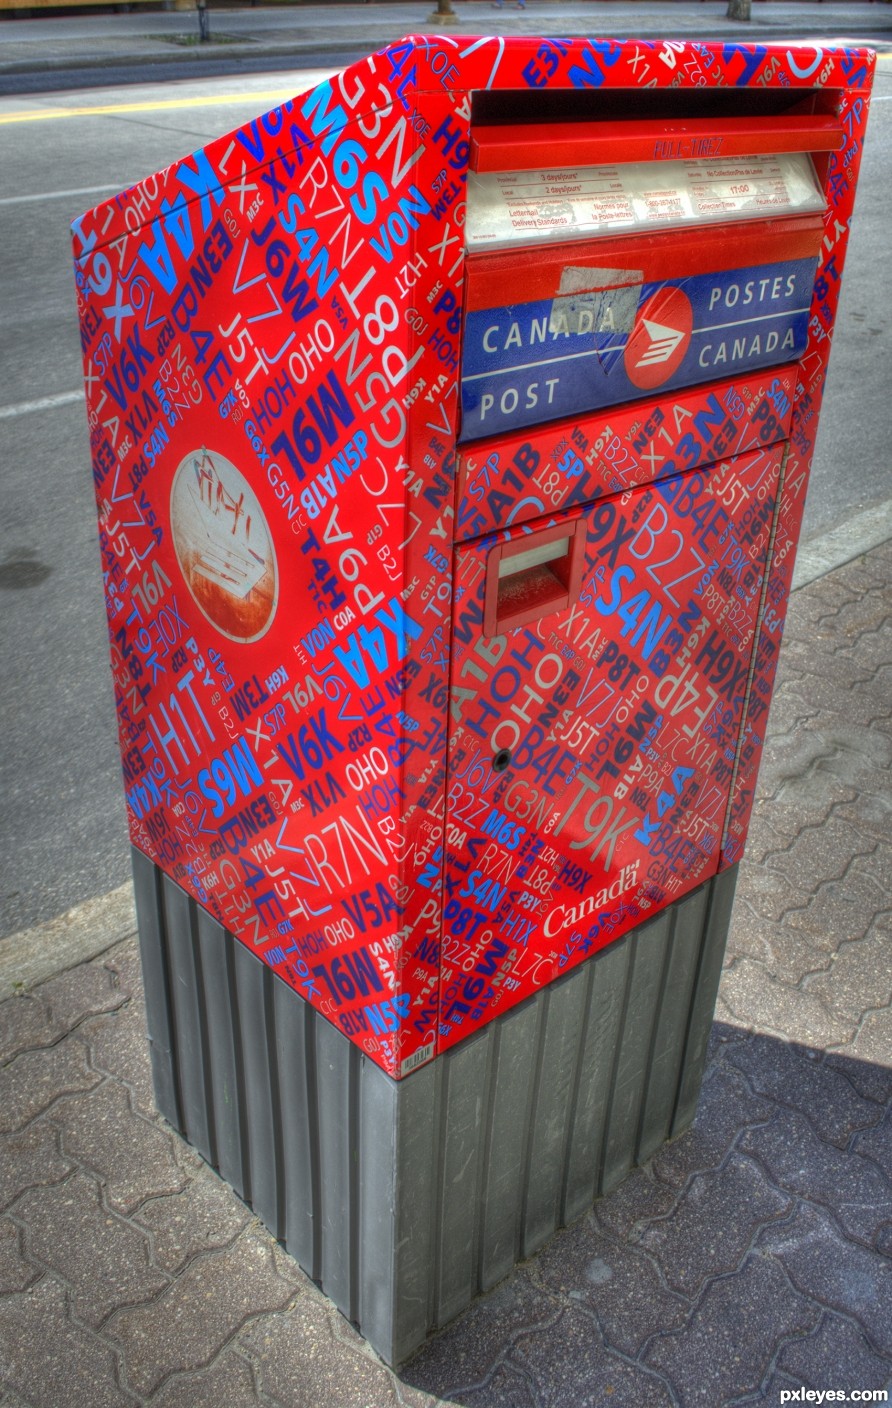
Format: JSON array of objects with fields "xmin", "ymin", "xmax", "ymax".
[{"xmin": 440, "ymin": 438, "xmax": 785, "ymax": 1052}]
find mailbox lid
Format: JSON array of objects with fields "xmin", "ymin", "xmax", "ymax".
[
  {"xmin": 469, "ymin": 111, "xmax": 843, "ymax": 173},
  {"xmin": 441, "ymin": 439, "xmax": 785, "ymax": 1051}
]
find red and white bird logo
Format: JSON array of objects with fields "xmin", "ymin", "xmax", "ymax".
[{"xmin": 625, "ymin": 287, "xmax": 693, "ymax": 389}]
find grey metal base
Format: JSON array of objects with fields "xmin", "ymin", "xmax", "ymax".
[{"xmin": 131, "ymin": 846, "xmax": 737, "ymax": 1366}]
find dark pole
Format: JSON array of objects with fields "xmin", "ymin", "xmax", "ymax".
[
  {"xmin": 726, "ymin": 0, "xmax": 752, "ymax": 19},
  {"xmin": 429, "ymin": 0, "xmax": 458, "ymax": 24},
  {"xmin": 197, "ymin": 0, "xmax": 210, "ymax": 42}
]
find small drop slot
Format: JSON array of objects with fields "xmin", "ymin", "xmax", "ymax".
[{"xmin": 484, "ymin": 519, "xmax": 586, "ymax": 637}]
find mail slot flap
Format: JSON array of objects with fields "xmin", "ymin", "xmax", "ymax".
[
  {"xmin": 470, "ymin": 115, "xmax": 843, "ymax": 173},
  {"xmin": 465, "ymin": 151, "xmax": 825, "ymax": 253},
  {"xmin": 455, "ymin": 366, "xmax": 798, "ymax": 542},
  {"xmin": 463, "ymin": 213, "xmax": 824, "ymax": 312}
]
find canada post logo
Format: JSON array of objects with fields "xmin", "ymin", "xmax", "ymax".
[{"xmin": 625, "ymin": 287, "xmax": 693, "ymax": 390}]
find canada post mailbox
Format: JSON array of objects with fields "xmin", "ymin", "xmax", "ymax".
[{"xmin": 73, "ymin": 36, "xmax": 874, "ymax": 1363}]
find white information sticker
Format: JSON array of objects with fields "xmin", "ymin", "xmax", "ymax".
[{"xmin": 465, "ymin": 152, "xmax": 824, "ymax": 250}]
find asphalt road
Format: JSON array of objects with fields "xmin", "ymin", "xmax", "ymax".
[{"xmin": 1, "ymin": 57, "xmax": 890, "ymax": 940}]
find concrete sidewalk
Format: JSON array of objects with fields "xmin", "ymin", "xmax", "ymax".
[
  {"xmin": 1, "ymin": 0, "xmax": 891, "ymax": 86},
  {"xmin": 1, "ymin": 538, "xmax": 890, "ymax": 1406}
]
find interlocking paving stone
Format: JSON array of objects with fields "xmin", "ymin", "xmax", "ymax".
[
  {"xmin": 0, "ymin": 1276, "xmax": 138, "ymax": 1408},
  {"xmin": 436, "ymin": 1362, "xmax": 538, "ymax": 1408},
  {"xmin": 827, "ymin": 589, "xmax": 892, "ymax": 644},
  {"xmin": 133, "ymin": 1164, "xmax": 251, "ymax": 1274},
  {"xmin": 757, "ymin": 1204, "xmax": 892, "ymax": 1356},
  {"xmin": 831, "ymin": 1000, "xmax": 892, "ymax": 1069},
  {"xmin": 405, "ymin": 1272, "xmax": 563, "ymax": 1396},
  {"xmin": 837, "ymin": 794, "xmax": 892, "ymax": 841},
  {"xmin": 102, "ymin": 939, "xmax": 142, "ymax": 1002},
  {"xmin": 779, "ymin": 636, "xmax": 882, "ymax": 691},
  {"xmin": 725, "ymin": 1371, "xmax": 808, "ymax": 1405},
  {"xmin": 643, "ymin": 1253, "xmax": 821, "ymax": 1408},
  {"xmin": 0, "ymin": 992, "xmax": 64, "ymax": 1064},
  {"xmin": 741, "ymin": 1106, "xmax": 892, "ymax": 1245},
  {"xmin": 721, "ymin": 1034, "xmax": 887, "ymax": 1148},
  {"xmin": 47, "ymin": 1079, "xmax": 186, "ymax": 1214},
  {"xmin": 850, "ymin": 1103, "xmax": 892, "ymax": 1169},
  {"xmin": 776, "ymin": 1311, "xmax": 892, "ymax": 1393},
  {"xmin": 0, "ymin": 959, "xmax": 127, "ymax": 1064},
  {"xmin": 0, "ymin": 1036, "xmax": 101, "ymax": 1135},
  {"xmin": 854, "ymin": 839, "xmax": 892, "ymax": 888},
  {"xmin": 13, "ymin": 1171, "xmax": 168, "ymax": 1326},
  {"xmin": 0, "ymin": 1121, "xmax": 72, "ymax": 1212},
  {"xmin": 761, "ymin": 815, "xmax": 877, "ymax": 887},
  {"xmin": 775, "ymin": 666, "xmax": 892, "ymax": 729},
  {"xmin": 79, "ymin": 1000, "xmax": 156, "ymax": 1117},
  {"xmin": 37, "ymin": 957, "xmax": 127, "ymax": 1033},
  {"xmin": 803, "ymin": 928, "xmax": 892, "ymax": 1027},
  {"xmin": 724, "ymin": 904, "xmax": 838, "ymax": 985},
  {"xmin": 823, "ymin": 1047, "xmax": 892, "ymax": 1105},
  {"xmin": 726, "ymin": 865, "xmax": 815, "ymax": 925},
  {"xmin": 148, "ymin": 1349, "xmax": 265, "ymax": 1408},
  {"xmin": 634, "ymin": 1155, "xmax": 791, "ymax": 1296},
  {"xmin": 0, "ymin": 1217, "xmax": 37, "ymax": 1295},
  {"xmin": 534, "ymin": 1223, "xmax": 690, "ymax": 1356},
  {"xmin": 589, "ymin": 1163, "xmax": 680, "ymax": 1243},
  {"xmin": 785, "ymin": 868, "xmax": 889, "ymax": 948},
  {"xmin": 509, "ymin": 1304, "xmax": 677, "ymax": 1408},
  {"xmin": 241, "ymin": 1294, "xmax": 438, "ymax": 1408},
  {"xmin": 109, "ymin": 1229, "xmax": 302, "ymax": 1397},
  {"xmin": 650, "ymin": 1051, "xmax": 775, "ymax": 1186},
  {"xmin": 719, "ymin": 957, "xmax": 853, "ymax": 1048}
]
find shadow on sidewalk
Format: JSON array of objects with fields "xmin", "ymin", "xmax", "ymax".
[{"xmin": 2, "ymin": 940, "xmax": 890, "ymax": 1406}]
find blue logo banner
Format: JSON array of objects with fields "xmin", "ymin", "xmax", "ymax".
[{"xmin": 460, "ymin": 257, "xmax": 817, "ymax": 441}]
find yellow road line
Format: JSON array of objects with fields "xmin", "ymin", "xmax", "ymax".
[{"xmin": 0, "ymin": 89, "xmax": 299, "ymax": 125}]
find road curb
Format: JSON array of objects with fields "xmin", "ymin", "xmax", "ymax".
[
  {"xmin": 0, "ymin": 883, "xmax": 137, "ymax": 1000},
  {"xmin": 792, "ymin": 497, "xmax": 892, "ymax": 591},
  {"xmin": 2, "ymin": 25, "xmax": 891, "ymax": 81}
]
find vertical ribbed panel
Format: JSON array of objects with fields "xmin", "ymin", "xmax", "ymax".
[
  {"xmin": 637, "ymin": 884, "xmax": 708, "ymax": 1163},
  {"xmin": 195, "ymin": 907, "xmax": 247, "ymax": 1201},
  {"xmin": 273, "ymin": 979, "xmax": 317, "ymax": 1276},
  {"xmin": 672, "ymin": 864, "xmax": 739, "ymax": 1136},
  {"xmin": 600, "ymin": 908, "xmax": 673, "ymax": 1193},
  {"xmin": 316, "ymin": 1018, "xmax": 358, "ymax": 1320},
  {"xmin": 391, "ymin": 1059, "xmax": 438, "ymax": 1362},
  {"xmin": 478, "ymin": 1003, "xmax": 538, "ymax": 1289},
  {"xmin": 131, "ymin": 846, "xmax": 737, "ymax": 1368},
  {"xmin": 130, "ymin": 848, "xmax": 182, "ymax": 1132},
  {"xmin": 232, "ymin": 943, "xmax": 283, "ymax": 1239},
  {"xmin": 356, "ymin": 1059, "xmax": 399, "ymax": 1361},
  {"xmin": 433, "ymin": 1034, "xmax": 489, "ymax": 1327},
  {"xmin": 522, "ymin": 974, "xmax": 588, "ymax": 1257},
  {"xmin": 160, "ymin": 875, "xmax": 215, "ymax": 1167},
  {"xmin": 562, "ymin": 939, "xmax": 630, "ymax": 1223}
]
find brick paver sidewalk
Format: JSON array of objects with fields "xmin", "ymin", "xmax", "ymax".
[{"xmin": 2, "ymin": 543, "xmax": 891, "ymax": 1406}]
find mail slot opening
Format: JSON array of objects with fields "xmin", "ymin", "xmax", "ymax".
[
  {"xmin": 484, "ymin": 520, "xmax": 586, "ymax": 637},
  {"xmin": 470, "ymin": 85, "xmax": 832, "ymax": 128}
]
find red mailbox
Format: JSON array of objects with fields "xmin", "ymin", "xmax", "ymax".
[{"xmin": 73, "ymin": 36, "xmax": 874, "ymax": 1363}]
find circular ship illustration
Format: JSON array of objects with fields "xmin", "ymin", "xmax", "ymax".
[{"xmin": 170, "ymin": 447, "xmax": 278, "ymax": 643}]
